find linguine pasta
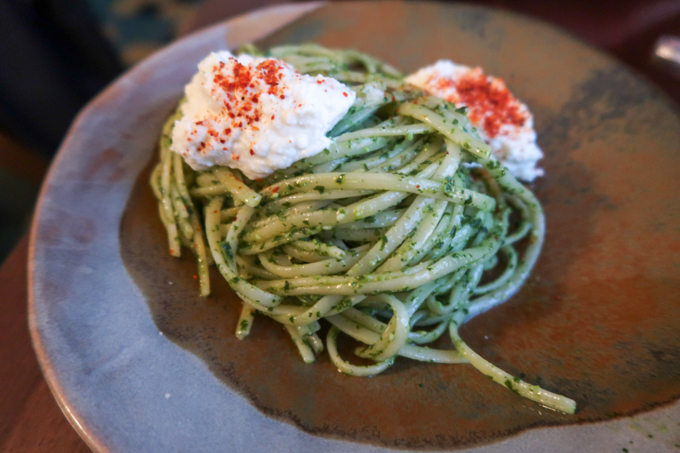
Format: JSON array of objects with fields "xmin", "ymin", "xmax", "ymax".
[{"xmin": 150, "ymin": 44, "xmax": 575, "ymax": 414}]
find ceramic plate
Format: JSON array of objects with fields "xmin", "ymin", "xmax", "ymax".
[{"xmin": 29, "ymin": 2, "xmax": 680, "ymax": 452}]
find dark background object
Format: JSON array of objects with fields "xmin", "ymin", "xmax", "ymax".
[
  {"xmin": 0, "ymin": 0, "xmax": 124, "ymax": 262},
  {"xmin": 0, "ymin": 0, "xmax": 124, "ymax": 155}
]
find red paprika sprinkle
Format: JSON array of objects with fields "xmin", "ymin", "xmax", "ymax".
[
  {"xmin": 201, "ymin": 57, "xmax": 299, "ymax": 155},
  {"xmin": 428, "ymin": 68, "xmax": 529, "ymax": 138}
]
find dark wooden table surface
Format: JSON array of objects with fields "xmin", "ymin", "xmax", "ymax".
[{"xmin": 1, "ymin": 1, "xmax": 678, "ymax": 451}]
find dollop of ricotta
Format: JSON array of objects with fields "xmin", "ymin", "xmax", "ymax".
[
  {"xmin": 170, "ymin": 51, "xmax": 355, "ymax": 179},
  {"xmin": 406, "ymin": 60, "xmax": 544, "ymax": 181}
]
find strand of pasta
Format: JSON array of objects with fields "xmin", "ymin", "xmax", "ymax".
[{"xmin": 450, "ymin": 314, "xmax": 576, "ymax": 414}]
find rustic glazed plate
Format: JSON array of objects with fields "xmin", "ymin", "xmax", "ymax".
[{"xmin": 29, "ymin": 2, "xmax": 680, "ymax": 452}]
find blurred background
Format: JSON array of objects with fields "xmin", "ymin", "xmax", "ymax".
[{"xmin": 1, "ymin": 0, "xmax": 679, "ymax": 264}]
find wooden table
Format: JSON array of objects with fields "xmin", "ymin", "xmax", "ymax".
[
  {"xmin": 0, "ymin": 237, "xmax": 92, "ymax": 452},
  {"xmin": 1, "ymin": 1, "xmax": 678, "ymax": 451}
]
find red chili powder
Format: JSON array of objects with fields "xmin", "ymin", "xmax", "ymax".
[{"xmin": 430, "ymin": 68, "xmax": 529, "ymax": 138}]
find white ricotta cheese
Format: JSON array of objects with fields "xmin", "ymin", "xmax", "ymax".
[
  {"xmin": 406, "ymin": 60, "xmax": 544, "ymax": 181},
  {"xmin": 170, "ymin": 51, "xmax": 356, "ymax": 180}
]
